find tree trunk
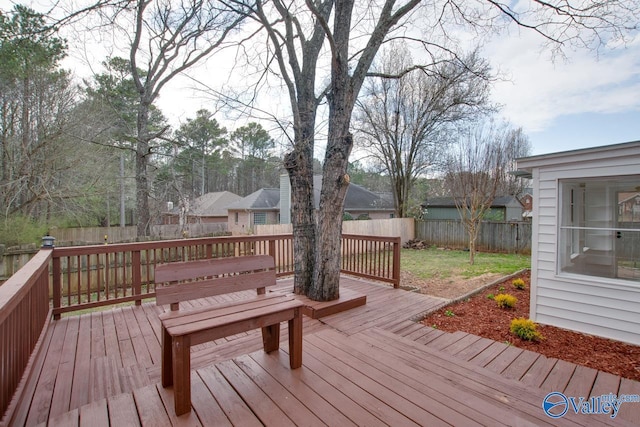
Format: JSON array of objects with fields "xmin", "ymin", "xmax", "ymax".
[
  {"xmin": 286, "ymin": 109, "xmax": 317, "ymax": 296},
  {"xmin": 135, "ymin": 100, "xmax": 151, "ymax": 237},
  {"xmin": 311, "ymin": 75, "xmax": 355, "ymax": 300},
  {"xmin": 467, "ymin": 220, "xmax": 478, "ymax": 265},
  {"xmin": 312, "ymin": 132, "xmax": 352, "ymax": 300}
]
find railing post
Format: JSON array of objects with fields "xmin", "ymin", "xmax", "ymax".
[
  {"xmin": 392, "ymin": 237, "xmax": 401, "ymax": 288},
  {"xmin": 268, "ymin": 239, "xmax": 276, "ymax": 259},
  {"xmin": 52, "ymin": 255, "xmax": 62, "ymax": 319},
  {"xmin": 132, "ymin": 250, "xmax": 142, "ymax": 306}
]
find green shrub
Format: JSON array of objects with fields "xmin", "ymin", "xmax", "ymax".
[
  {"xmin": 494, "ymin": 293, "xmax": 517, "ymax": 309},
  {"xmin": 0, "ymin": 216, "xmax": 48, "ymax": 246},
  {"xmin": 445, "ymin": 309, "xmax": 455, "ymax": 317},
  {"xmin": 512, "ymin": 278, "xmax": 526, "ymax": 289},
  {"xmin": 486, "ymin": 293, "xmax": 495, "ymax": 300},
  {"xmin": 510, "ymin": 318, "xmax": 543, "ymax": 341}
]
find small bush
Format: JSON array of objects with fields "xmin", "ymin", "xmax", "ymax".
[
  {"xmin": 510, "ymin": 318, "xmax": 543, "ymax": 341},
  {"xmin": 0, "ymin": 215, "xmax": 48, "ymax": 246},
  {"xmin": 486, "ymin": 293, "xmax": 495, "ymax": 300},
  {"xmin": 495, "ymin": 293, "xmax": 517, "ymax": 309},
  {"xmin": 512, "ymin": 278, "xmax": 526, "ymax": 289},
  {"xmin": 445, "ymin": 309, "xmax": 455, "ymax": 317}
]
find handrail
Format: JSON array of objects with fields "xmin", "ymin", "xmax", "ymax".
[
  {"xmin": 0, "ymin": 249, "xmax": 52, "ymax": 422},
  {"xmin": 49, "ymin": 233, "xmax": 401, "ymax": 317}
]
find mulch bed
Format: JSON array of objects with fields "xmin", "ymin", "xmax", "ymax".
[{"xmin": 422, "ymin": 270, "xmax": 640, "ymax": 382}]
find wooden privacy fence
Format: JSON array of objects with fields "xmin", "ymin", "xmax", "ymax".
[{"xmin": 415, "ymin": 220, "xmax": 532, "ymax": 254}]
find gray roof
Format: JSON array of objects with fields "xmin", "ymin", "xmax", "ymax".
[
  {"xmin": 227, "ymin": 178, "xmax": 394, "ymax": 212},
  {"xmin": 312, "ymin": 176, "xmax": 394, "ymax": 211},
  {"xmin": 225, "ymin": 188, "xmax": 281, "ymax": 211},
  {"xmin": 168, "ymin": 191, "xmax": 242, "ymax": 217}
]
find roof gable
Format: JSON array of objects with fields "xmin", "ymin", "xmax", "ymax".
[
  {"xmin": 226, "ymin": 188, "xmax": 280, "ymax": 211},
  {"xmin": 312, "ymin": 176, "xmax": 394, "ymax": 211}
]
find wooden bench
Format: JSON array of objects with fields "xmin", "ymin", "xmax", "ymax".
[{"xmin": 155, "ymin": 255, "xmax": 304, "ymax": 416}]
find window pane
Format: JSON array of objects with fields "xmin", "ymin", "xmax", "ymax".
[
  {"xmin": 559, "ymin": 176, "xmax": 640, "ymax": 282},
  {"xmin": 253, "ymin": 212, "xmax": 266, "ymax": 225}
]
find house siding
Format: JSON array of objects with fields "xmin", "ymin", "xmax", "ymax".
[{"xmin": 522, "ymin": 143, "xmax": 640, "ymax": 345}]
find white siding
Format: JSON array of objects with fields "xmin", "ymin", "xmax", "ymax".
[{"xmin": 520, "ymin": 142, "xmax": 640, "ymax": 346}]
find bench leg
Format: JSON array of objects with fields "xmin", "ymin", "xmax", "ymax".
[
  {"xmin": 288, "ymin": 307, "xmax": 302, "ymax": 369},
  {"xmin": 262, "ymin": 324, "xmax": 280, "ymax": 353},
  {"xmin": 173, "ymin": 335, "xmax": 192, "ymax": 416},
  {"xmin": 161, "ymin": 325, "xmax": 173, "ymax": 387}
]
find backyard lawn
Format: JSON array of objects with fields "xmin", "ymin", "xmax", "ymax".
[{"xmin": 400, "ymin": 247, "xmax": 531, "ymax": 299}]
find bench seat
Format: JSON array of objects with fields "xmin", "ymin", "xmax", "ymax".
[{"xmin": 155, "ymin": 255, "xmax": 304, "ymax": 416}]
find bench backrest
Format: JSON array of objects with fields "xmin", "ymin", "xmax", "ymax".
[{"xmin": 155, "ymin": 255, "xmax": 276, "ymax": 310}]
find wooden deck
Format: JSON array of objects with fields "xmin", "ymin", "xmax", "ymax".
[{"xmin": 9, "ymin": 276, "xmax": 639, "ymax": 426}]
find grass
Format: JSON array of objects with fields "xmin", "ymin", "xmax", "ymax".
[{"xmin": 401, "ymin": 248, "xmax": 530, "ymax": 280}]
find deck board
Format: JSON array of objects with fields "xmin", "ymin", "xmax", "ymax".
[
  {"xmin": 8, "ymin": 275, "xmax": 639, "ymax": 426},
  {"xmin": 70, "ymin": 314, "xmax": 92, "ymax": 410}
]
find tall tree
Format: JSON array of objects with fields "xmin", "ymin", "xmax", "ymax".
[
  {"xmin": 230, "ymin": 122, "xmax": 277, "ymax": 195},
  {"xmin": 245, "ymin": 0, "xmax": 425, "ymax": 300},
  {"xmin": 84, "ymin": 57, "xmax": 165, "ymax": 227},
  {"xmin": 0, "ymin": 6, "xmax": 74, "ymax": 220},
  {"xmin": 356, "ymin": 45, "xmax": 494, "ymax": 218},
  {"xmin": 173, "ymin": 109, "xmax": 228, "ymax": 197},
  {"xmin": 444, "ymin": 121, "xmax": 530, "ymax": 264},
  {"xmin": 74, "ymin": 0, "xmax": 249, "ymax": 236}
]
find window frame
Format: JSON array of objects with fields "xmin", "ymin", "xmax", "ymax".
[{"xmin": 557, "ymin": 175, "xmax": 640, "ymax": 283}]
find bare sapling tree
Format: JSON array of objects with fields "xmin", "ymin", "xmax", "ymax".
[
  {"xmin": 356, "ymin": 44, "xmax": 494, "ymax": 218},
  {"xmin": 444, "ymin": 121, "xmax": 529, "ymax": 264}
]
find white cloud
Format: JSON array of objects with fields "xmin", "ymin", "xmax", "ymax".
[{"xmin": 485, "ymin": 31, "xmax": 640, "ymax": 132}]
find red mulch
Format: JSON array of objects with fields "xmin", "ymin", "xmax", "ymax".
[{"xmin": 422, "ymin": 270, "xmax": 640, "ymax": 382}]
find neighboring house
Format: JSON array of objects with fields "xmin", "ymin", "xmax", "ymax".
[
  {"xmin": 226, "ymin": 188, "xmax": 280, "ymax": 234},
  {"xmin": 162, "ymin": 191, "xmax": 242, "ymax": 225},
  {"xmin": 229, "ymin": 176, "xmax": 395, "ymax": 232},
  {"xmin": 421, "ymin": 196, "xmax": 524, "ymax": 221},
  {"xmin": 279, "ymin": 175, "xmax": 395, "ymax": 224},
  {"xmin": 517, "ymin": 140, "xmax": 640, "ymax": 345}
]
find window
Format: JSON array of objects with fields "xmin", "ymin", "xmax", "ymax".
[
  {"xmin": 234, "ymin": 212, "xmax": 239, "ymax": 224},
  {"xmin": 253, "ymin": 212, "xmax": 267, "ymax": 225},
  {"xmin": 559, "ymin": 176, "xmax": 640, "ymax": 282}
]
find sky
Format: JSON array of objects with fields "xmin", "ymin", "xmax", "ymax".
[
  {"xmin": 4, "ymin": 0, "xmax": 640, "ymax": 157},
  {"xmin": 483, "ymin": 30, "xmax": 640, "ymax": 155}
]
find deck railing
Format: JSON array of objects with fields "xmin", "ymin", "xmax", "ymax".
[
  {"xmin": 341, "ymin": 234, "xmax": 400, "ymax": 286},
  {"xmin": 0, "ymin": 232, "xmax": 400, "ymax": 422},
  {"xmin": 50, "ymin": 233, "xmax": 401, "ymax": 318},
  {"xmin": 50, "ymin": 235, "xmax": 294, "ymax": 318},
  {"xmin": 0, "ymin": 249, "xmax": 52, "ymax": 421}
]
